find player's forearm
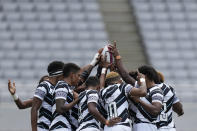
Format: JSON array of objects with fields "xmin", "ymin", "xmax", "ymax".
[
  {"xmin": 138, "ymin": 100, "xmax": 161, "ymax": 116},
  {"xmin": 78, "ymin": 65, "xmax": 94, "ymax": 85},
  {"xmin": 137, "ymin": 80, "xmax": 147, "ymax": 97},
  {"xmin": 173, "ymin": 102, "xmax": 184, "ymax": 116},
  {"xmin": 116, "ymin": 59, "xmax": 135, "ymax": 86},
  {"xmin": 15, "ymin": 99, "xmax": 32, "ymax": 109},
  {"xmin": 31, "ymin": 107, "xmax": 38, "ymax": 131},
  {"xmin": 88, "ymin": 106, "xmax": 106, "ymax": 125},
  {"xmin": 100, "ymin": 74, "xmax": 106, "ymax": 89},
  {"xmin": 57, "ymin": 99, "xmax": 78, "ymax": 114},
  {"xmin": 74, "ymin": 84, "xmax": 86, "ymax": 93}
]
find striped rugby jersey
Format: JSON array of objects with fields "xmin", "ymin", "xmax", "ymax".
[
  {"xmin": 49, "ymin": 81, "xmax": 78, "ymax": 131},
  {"xmin": 100, "ymin": 83, "xmax": 133, "ymax": 127},
  {"xmin": 156, "ymin": 83, "xmax": 180, "ymax": 128},
  {"xmin": 129, "ymin": 84, "xmax": 164, "ymax": 124},
  {"xmin": 34, "ymin": 80, "xmax": 55, "ymax": 130},
  {"xmin": 77, "ymin": 90, "xmax": 100, "ymax": 131}
]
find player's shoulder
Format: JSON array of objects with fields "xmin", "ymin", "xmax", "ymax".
[
  {"xmin": 86, "ymin": 89, "xmax": 98, "ymax": 96},
  {"xmin": 78, "ymin": 90, "xmax": 87, "ymax": 100},
  {"xmin": 37, "ymin": 80, "xmax": 49, "ymax": 89},
  {"xmin": 149, "ymin": 84, "xmax": 163, "ymax": 95},
  {"xmin": 55, "ymin": 80, "xmax": 69, "ymax": 90}
]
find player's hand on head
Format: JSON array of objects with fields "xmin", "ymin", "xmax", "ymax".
[
  {"xmin": 8, "ymin": 80, "xmax": 16, "ymax": 95},
  {"xmin": 137, "ymin": 72, "xmax": 145, "ymax": 79},
  {"xmin": 73, "ymin": 91, "xmax": 79, "ymax": 101},
  {"xmin": 137, "ymin": 72, "xmax": 146, "ymax": 86}
]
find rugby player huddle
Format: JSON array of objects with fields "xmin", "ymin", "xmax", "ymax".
[{"xmin": 8, "ymin": 42, "xmax": 184, "ymax": 131}]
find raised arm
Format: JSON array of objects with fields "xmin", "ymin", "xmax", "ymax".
[
  {"xmin": 129, "ymin": 73, "xmax": 147, "ymax": 97},
  {"xmin": 8, "ymin": 80, "xmax": 33, "ymax": 109},
  {"xmin": 99, "ymin": 55, "xmax": 111, "ymax": 89},
  {"xmin": 109, "ymin": 42, "xmax": 136, "ymax": 86},
  {"xmin": 77, "ymin": 48, "xmax": 103, "ymax": 86}
]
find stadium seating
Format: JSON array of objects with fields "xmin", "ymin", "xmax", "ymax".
[
  {"xmin": 0, "ymin": 0, "xmax": 107, "ymax": 84},
  {"xmin": 130, "ymin": 0, "xmax": 197, "ymax": 85}
]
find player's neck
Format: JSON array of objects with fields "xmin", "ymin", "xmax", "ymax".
[
  {"xmin": 147, "ymin": 81, "xmax": 155, "ymax": 89},
  {"xmin": 63, "ymin": 77, "xmax": 72, "ymax": 86},
  {"xmin": 87, "ymin": 86, "xmax": 96, "ymax": 90},
  {"xmin": 48, "ymin": 77, "xmax": 57, "ymax": 86}
]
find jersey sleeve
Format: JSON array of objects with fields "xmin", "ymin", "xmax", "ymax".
[
  {"xmin": 34, "ymin": 84, "xmax": 47, "ymax": 100},
  {"xmin": 87, "ymin": 90, "xmax": 99, "ymax": 104},
  {"xmin": 121, "ymin": 83, "xmax": 134, "ymax": 97},
  {"xmin": 151, "ymin": 88, "xmax": 164, "ymax": 104},
  {"xmin": 170, "ymin": 87, "xmax": 180, "ymax": 104},
  {"xmin": 55, "ymin": 84, "xmax": 68, "ymax": 100}
]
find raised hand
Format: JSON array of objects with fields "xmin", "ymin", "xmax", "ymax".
[
  {"xmin": 99, "ymin": 55, "xmax": 111, "ymax": 68},
  {"xmin": 108, "ymin": 41, "xmax": 120, "ymax": 57},
  {"xmin": 90, "ymin": 48, "xmax": 103, "ymax": 66},
  {"xmin": 8, "ymin": 80, "xmax": 16, "ymax": 95}
]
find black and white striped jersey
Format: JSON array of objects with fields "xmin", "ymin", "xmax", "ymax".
[
  {"xmin": 34, "ymin": 80, "xmax": 55, "ymax": 130},
  {"xmin": 49, "ymin": 81, "xmax": 78, "ymax": 131},
  {"xmin": 77, "ymin": 90, "xmax": 100, "ymax": 131},
  {"xmin": 100, "ymin": 83, "xmax": 133, "ymax": 127},
  {"xmin": 129, "ymin": 84, "xmax": 164, "ymax": 124},
  {"xmin": 156, "ymin": 83, "xmax": 180, "ymax": 128}
]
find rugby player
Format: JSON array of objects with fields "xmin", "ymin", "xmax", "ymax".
[
  {"xmin": 156, "ymin": 72, "xmax": 184, "ymax": 131},
  {"xmin": 31, "ymin": 61, "xmax": 64, "ymax": 131},
  {"xmin": 49, "ymin": 63, "xmax": 81, "ymax": 131},
  {"xmin": 130, "ymin": 65, "xmax": 164, "ymax": 131},
  {"xmin": 77, "ymin": 76, "xmax": 121, "ymax": 131},
  {"xmin": 99, "ymin": 70, "xmax": 147, "ymax": 131}
]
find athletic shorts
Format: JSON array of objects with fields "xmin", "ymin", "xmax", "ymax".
[
  {"xmin": 37, "ymin": 127, "xmax": 49, "ymax": 131},
  {"xmin": 50, "ymin": 128, "xmax": 71, "ymax": 131},
  {"xmin": 104, "ymin": 124, "xmax": 131, "ymax": 131},
  {"xmin": 133, "ymin": 123, "xmax": 157, "ymax": 131},
  {"xmin": 158, "ymin": 127, "xmax": 176, "ymax": 131}
]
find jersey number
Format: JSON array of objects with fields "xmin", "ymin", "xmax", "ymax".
[
  {"xmin": 159, "ymin": 102, "xmax": 168, "ymax": 122},
  {"xmin": 108, "ymin": 102, "xmax": 118, "ymax": 119}
]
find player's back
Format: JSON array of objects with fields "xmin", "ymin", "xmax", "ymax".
[
  {"xmin": 34, "ymin": 80, "xmax": 55, "ymax": 130},
  {"xmin": 100, "ymin": 83, "xmax": 131, "ymax": 124},
  {"xmin": 157, "ymin": 83, "xmax": 178, "ymax": 129},
  {"xmin": 50, "ymin": 80, "xmax": 72, "ymax": 131},
  {"xmin": 77, "ymin": 89, "xmax": 101, "ymax": 131}
]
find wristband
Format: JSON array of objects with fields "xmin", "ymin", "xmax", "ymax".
[
  {"xmin": 90, "ymin": 53, "xmax": 99, "ymax": 66},
  {"xmin": 115, "ymin": 55, "xmax": 121, "ymax": 60},
  {"xmin": 140, "ymin": 78, "xmax": 145, "ymax": 83},
  {"xmin": 101, "ymin": 68, "xmax": 107, "ymax": 74},
  {"xmin": 12, "ymin": 94, "xmax": 19, "ymax": 101},
  {"xmin": 105, "ymin": 120, "xmax": 109, "ymax": 126}
]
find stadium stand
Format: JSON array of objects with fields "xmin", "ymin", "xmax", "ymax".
[
  {"xmin": 0, "ymin": 0, "xmax": 107, "ymax": 85},
  {"xmin": 130, "ymin": 0, "xmax": 197, "ymax": 85}
]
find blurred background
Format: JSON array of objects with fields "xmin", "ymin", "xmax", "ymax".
[{"xmin": 0, "ymin": 0, "xmax": 196, "ymax": 130}]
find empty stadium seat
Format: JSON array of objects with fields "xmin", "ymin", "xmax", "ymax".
[
  {"xmin": 0, "ymin": 0, "xmax": 107, "ymax": 85},
  {"xmin": 131, "ymin": 0, "xmax": 197, "ymax": 85}
]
